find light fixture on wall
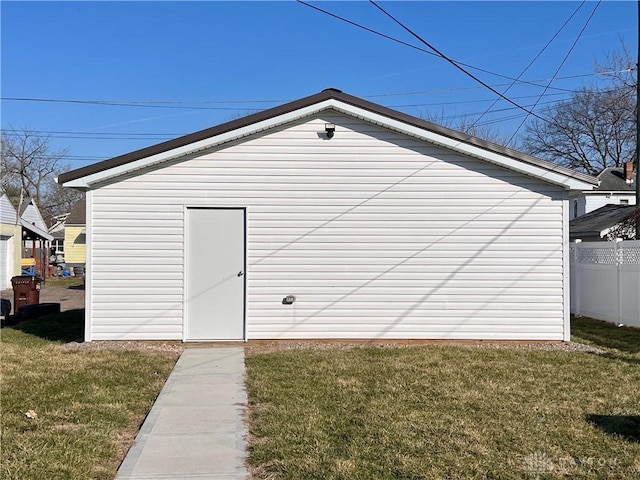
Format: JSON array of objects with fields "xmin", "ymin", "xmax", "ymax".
[
  {"xmin": 325, "ymin": 123, "xmax": 335, "ymax": 139},
  {"xmin": 282, "ymin": 295, "xmax": 296, "ymax": 305}
]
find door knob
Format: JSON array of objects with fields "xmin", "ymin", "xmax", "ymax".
[{"xmin": 237, "ymin": 271, "xmax": 244, "ymax": 277}]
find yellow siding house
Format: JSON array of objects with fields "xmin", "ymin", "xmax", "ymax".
[{"xmin": 64, "ymin": 199, "xmax": 86, "ymax": 267}]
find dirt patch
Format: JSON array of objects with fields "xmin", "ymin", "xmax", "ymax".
[{"xmin": 244, "ymin": 340, "xmax": 605, "ymax": 356}]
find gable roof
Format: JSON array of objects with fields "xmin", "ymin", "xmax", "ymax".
[
  {"xmin": 58, "ymin": 88, "xmax": 598, "ymax": 190},
  {"xmin": 19, "ymin": 197, "xmax": 47, "ymax": 231},
  {"xmin": 0, "ymin": 193, "xmax": 19, "ymax": 224},
  {"xmin": 1, "ymin": 192, "xmax": 53, "ymax": 240},
  {"xmin": 20, "ymin": 218, "xmax": 54, "ymax": 241},
  {"xmin": 596, "ymin": 167, "xmax": 636, "ymax": 191},
  {"xmin": 569, "ymin": 204, "xmax": 636, "ymax": 239},
  {"xmin": 65, "ymin": 198, "xmax": 86, "ymax": 226},
  {"xmin": 18, "ymin": 196, "xmax": 32, "ymax": 216}
]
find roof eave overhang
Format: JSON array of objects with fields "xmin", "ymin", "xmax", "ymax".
[
  {"xmin": 582, "ymin": 190, "xmax": 636, "ymax": 195},
  {"xmin": 331, "ymin": 103, "xmax": 595, "ymax": 191},
  {"xmin": 570, "ymin": 231, "xmax": 600, "ymax": 238},
  {"xmin": 20, "ymin": 219, "xmax": 54, "ymax": 241},
  {"xmin": 61, "ymin": 99, "xmax": 340, "ymax": 189},
  {"xmin": 60, "ymin": 95, "xmax": 596, "ymax": 191}
]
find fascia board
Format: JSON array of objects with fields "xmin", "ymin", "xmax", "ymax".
[
  {"xmin": 20, "ymin": 219, "xmax": 54, "ymax": 241},
  {"xmin": 62, "ymin": 98, "xmax": 594, "ymax": 191},
  {"xmin": 582, "ymin": 190, "xmax": 637, "ymax": 195},
  {"xmin": 62, "ymin": 100, "xmax": 338, "ymax": 188},
  {"xmin": 332, "ymin": 103, "xmax": 595, "ymax": 190}
]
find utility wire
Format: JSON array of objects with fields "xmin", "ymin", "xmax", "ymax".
[
  {"xmin": 0, "ymin": 97, "xmax": 262, "ymax": 111},
  {"xmin": 468, "ymin": 1, "xmax": 586, "ymax": 141},
  {"xmin": 2, "ymin": 75, "xmax": 627, "ymax": 110},
  {"xmin": 0, "ymin": 89, "xmax": 566, "ymax": 109},
  {"xmin": 507, "ymin": 0, "xmax": 602, "ymax": 144},
  {"xmin": 363, "ymin": 72, "xmax": 628, "ymax": 98},
  {"xmin": 368, "ymin": 0, "xmax": 550, "ymax": 124},
  {"xmin": 0, "ymin": 97, "xmax": 571, "ymax": 143},
  {"xmin": 1, "ymin": 92, "xmax": 574, "ymax": 140},
  {"xmin": 296, "ymin": 0, "xmax": 574, "ymax": 93}
]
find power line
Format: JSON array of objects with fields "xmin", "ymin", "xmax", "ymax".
[
  {"xmin": 0, "ymin": 90, "xmax": 566, "ymax": 110},
  {"xmin": 1, "ymin": 76, "xmax": 626, "ymax": 111},
  {"xmin": 363, "ymin": 73, "xmax": 621, "ymax": 98},
  {"xmin": 0, "ymin": 97, "xmax": 264, "ymax": 111},
  {"xmin": 368, "ymin": 0, "xmax": 550, "ymax": 124},
  {"xmin": 0, "ymin": 97, "xmax": 570, "ymax": 144},
  {"xmin": 469, "ymin": 1, "xmax": 586, "ymax": 137},
  {"xmin": 295, "ymin": 0, "xmax": 576, "ymax": 93},
  {"xmin": 508, "ymin": 1, "xmax": 602, "ymax": 143},
  {"xmin": 0, "ymin": 92, "xmax": 573, "ymax": 139},
  {"xmin": 390, "ymin": 91, "xmax": 570, "ymax": 108}
]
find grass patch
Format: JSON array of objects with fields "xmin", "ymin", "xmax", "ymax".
[
  {"xmin": 246, "ymin": 323, "xmax": 640, "ymax": 479},
  {"xmin": 43, "ymin": 277, "xmax": 84, "ymax": 288},
  {"xmin": 1, "ymin": 311, "xmax": 178, "ymax": 479},
  {"xmin": 571, "ymin": 315, "xmax": 640, "ymax": 355}
]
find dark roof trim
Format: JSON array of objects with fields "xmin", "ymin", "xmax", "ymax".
[
  {"xmin": 569, "ymin": 204, "xmax": 636, "ymax": 235},
  {"xmin": 58, "ymin": 88, "xmax": 598, "ymax": 186},
  {"xmin": 20, "ymin": 219, "xmax": 54, "ymax": 241}
]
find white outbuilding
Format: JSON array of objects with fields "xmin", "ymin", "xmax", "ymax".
[{"xmin": 58, "ymin": 89, "xmax": 597, "ymax": 342}]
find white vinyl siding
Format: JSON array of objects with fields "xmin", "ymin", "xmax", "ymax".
[
  {"xmin": 21, "ymin": 203, "xmax": 47, "ymax": 231},
  {"xmin": 89, "ymin": 113, "xmax": 565, "ymax": 340},
  {"xmin": 0, "ymin": 235, "xmax": 11, "ymax": 290},
  {"xmin": 1, "ymin": 195, "xmax": 20, "ymax": 288}
]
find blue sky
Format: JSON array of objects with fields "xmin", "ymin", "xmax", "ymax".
[{"xmin": 1, "ymin": 1, "xmax": 637, "ymax": 172}]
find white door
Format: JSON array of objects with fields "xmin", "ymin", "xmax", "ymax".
[{"xmin": 185, "ymin": 208, "xmax": 245, "ymax": 340}]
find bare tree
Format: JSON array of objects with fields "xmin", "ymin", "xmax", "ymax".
[
  {"xmin": 594, "ymin": 42, "xmax": 636, "ymax": 91},
  {"xmin": 520, "ymin": 47, "xmax": 636, "ymax": 175},
  {"xmin": 1, "ymin": 128, "xmax": 82, "ymax": 225},
  {"xmin": 420, "ymin": 110, "xmax": 511, "ymax": 146},
  {"xmin": 43, "ymin": 168, "xmax": 85, "ymax": 221},
  {"xmin": 455, "ymin": 115, "xmax": 512, "ymax": 147}
]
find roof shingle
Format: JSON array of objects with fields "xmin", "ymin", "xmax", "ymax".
[
  {"xmin": 570, "ymin": 204, "xmax": 636, "ymax": 237},
  {"xmin": 597, "ymin": 167, "xmax": 636, "ymax": 191}
]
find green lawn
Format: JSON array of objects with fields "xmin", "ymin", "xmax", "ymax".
[
  {"xmin": 1, "ymin": 310, "xmax": 178, "ymax": 480},
  {"xmin": 571, "ymin": 316, "xmax": 640, "ymax": 354},
  {"xmin": 246, "ymin": 319, "xmax": 640, "ymax": 479},
  {"xmin": 3, "ymin": 311, "xmax": 638, "ymax": 479},
  {"xmin": 42, "ymin": 276, "xmax": 84, "ymax": 288}
]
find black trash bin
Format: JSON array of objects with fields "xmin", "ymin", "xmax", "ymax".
[{"xmin": 11, "ymin": 275, "xmax": 43, "ymax": 314}]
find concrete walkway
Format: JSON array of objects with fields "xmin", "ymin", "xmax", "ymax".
[{"xmin": 116, "ymin": 347, "xmax": 248, "ymax": 480}]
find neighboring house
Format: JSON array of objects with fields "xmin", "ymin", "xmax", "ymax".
[
  {"xmin": 19, "ymin": 197, "xmax": 48, "ymax": 232},
  {"xmin": 63, "ymin": 198, "xmax": 86, "ymax": 270},
  {"xmin": 48, "ymin": 213, "xmax": 68, "ymax": 261},
  {"xmin": 570, "ymin": 204, "xmax": 637, "ymax": 242},
  {"xmin": 0, "ymin": 193, "xmax": 54, "ymax": 286},
  {"xmin": 0, "ymin": 193, "xmax": 21, "ymax": 290},
  {"xmin": 18, "ymin": 197, "xmax": 53, "ymax": 277},
  {"xmin": 570, "ymin": 162, "xmax": 637, "ymax": 220},
  {"xmin": 58, "ymin": 88, "xmax": 597, "ymax": 343}
]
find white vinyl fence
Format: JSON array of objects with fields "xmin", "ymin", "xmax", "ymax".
[{"xmin": 570, "ymin": 240, "xmax": 640, "ymax": 327}]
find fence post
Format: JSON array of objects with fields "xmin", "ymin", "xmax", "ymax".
[
  {"xmin": 615, "ymin": 238, "xmax": 622, "ymax": 325},
  {"xmin": 573, "ymin": 240, "xmax": 581, "ymax": 316}
]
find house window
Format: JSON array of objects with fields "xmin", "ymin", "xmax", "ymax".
[
  {"xmin": 573, "ymin": 200, "xmax": 578, "ymax": 218},
  {"xmin": 51, "ymin": 239, "xmax": 64, "ymax": 254},
  {"xmin": 620, "ymin": 199, "xmax": 629, "ymax": 205}
]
